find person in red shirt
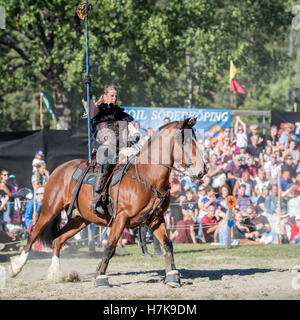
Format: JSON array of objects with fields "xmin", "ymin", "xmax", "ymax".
[
  {"xmin": 290, "ymin": 216, "xmax": 300, "ymax": 244},
  {"xmin": 170, "ymin": 210, "xmax": 197, "ymax": 244},
  {"xmin": 201, "ymin": 205, "xmax": 219, "ymax": 242}
]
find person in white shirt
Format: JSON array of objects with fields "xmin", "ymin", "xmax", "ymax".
[
  {"xmin": 234, "ymin": 116, "xmax": 248, "ymax": 149},
  {"xmin": 264, "ymin": 154, "xmax": 281, "ymax": 184}
]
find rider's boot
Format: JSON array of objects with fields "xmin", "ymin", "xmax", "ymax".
[{"xmin": 89, "ymin": 169, "xmax": 110, "ymax": 214}]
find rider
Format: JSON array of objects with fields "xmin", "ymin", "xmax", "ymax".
[{"xmin": 85, "ymin": 84, "xmax": 141, "ymax": 214}]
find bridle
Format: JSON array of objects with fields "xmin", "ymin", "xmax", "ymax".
[{"xmin": 136, "ymin": 122, "xmax": 206, "ymax": 177}]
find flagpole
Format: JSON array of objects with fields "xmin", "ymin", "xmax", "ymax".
[
  {"xmin": 39, "ymin": 94, "xmax": 43, "ymax": 129},
  {"xmin": 233, "ymin": 91, "xmax": 237, "ymax": 108},
  {"xmin": 77, "ymin": 1, "xmax": 92, "ymax": 163}
]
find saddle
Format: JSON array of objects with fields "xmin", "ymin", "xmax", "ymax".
[{"xmin": 71, "ymin": 155, "xmax": 136, "ymax": 216}]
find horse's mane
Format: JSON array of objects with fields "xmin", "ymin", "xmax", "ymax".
[{"xmin": 158, "ymin": 120, "xmax": 179, "ymax": 131}]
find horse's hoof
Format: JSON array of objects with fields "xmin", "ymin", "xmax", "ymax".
[
  {"xmin": 164, "ymin": 270, "xmax": 181, "ymax": 288},
  {"xmin": 94, "ymin": 275, "xmax": 110, "ymax": 287}
]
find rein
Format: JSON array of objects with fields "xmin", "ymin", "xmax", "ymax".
[{"xmin": 125, "ymin": 158, "xmax": 170, "ymax": 223}]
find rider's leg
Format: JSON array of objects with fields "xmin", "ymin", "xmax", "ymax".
[{"xmin": 89, "ymin": 164, "xmax": 114, "ymax": 213}]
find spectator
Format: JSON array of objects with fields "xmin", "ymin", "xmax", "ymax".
[
  {"xmin": 279, "ymin": 170, "xmax": 293, "ymax": 192},
  {"xmin": 170, "ymin": 210, "xmax": 198, "ymax": 244},
  {"xmin": 281, "ymin": 155, "xmax": 297, "ymax": 180},
  {"xmin": 145, "ymin": 127, "xmax": 153, "ymax": 141},
  {"xmin": 233, "ymin": 211, "xmax": 261, "ymax": 243},
  {"xmin": 277, "ymin": 213, "xmax": 292, "ymax": 244},
  {"xmin": 248, "ymin": 205, "xmax": 278, "ymax": 243},
  {"xmin": 284, "ymin": 185, "xmax": 300, "ymax": 221},
  {"xmin": 243, "ymin": 154, "xmax": 258, "ymax": 179},
  {"xmin": 133, "ymin": 121, "xmax": 147, "ymax": 137},
  {"xmin": 216, "ymin": 184, "xmax": 231, "ymax": 212},
  {"xmin": 264, "ymin": 153, "xmax": 281, "ymax": 184},
  {"xmin": 7, "ymin": 174, "xmax": 18, "ymax": 194},
  {"xmin": 233, "ymin": 171, "xmax": 255, "ymax": 198},
  {"xmin": 237, "ymin": 145, "xmax": 248, "ymax": 165},
  {"xmin": 262, "ymin": 145, "xmax": 273, "ymax": 164},
  {"xmin": 201, "ymin": 175, "xmax": 212, "ymax": 189},
  {"xmin": 195, "ymin": 185, "xmax": 207, "ymax": 205},
  {"xmin": 290, "ymin": 215, "xmax": 300, "ymax": 244},
  {"xmin": 163, "ymin": 117, "xmax": 170, "ymax": 124},
  {"xmin": 180, "ymin": 174, "xmax": 197, "ymax": 194},
  {"xmin": 254, "ymin": 168, "xmax": 270, "ymax": 197},
  {"xmin": 201, "ymin": 205, "xmax": 219, "ymax": 243},
  {"xmin": 24, "ymin": 187, "xmax": 44, "ymax": 231},
  {"xmin": 266, "ymin": 125, "xmax": 279, "ymax": 150},
  {"xmin": 206, "ymin": 154, "xmax": 225, "ymax": 190},
  {"xmin": 248, "ymin": 124, "xmax": 264, "ymax": 147},
  {"xmin": 0, "ymin": 169, "xmax": 19, "ymax": 231},
  {"xmin": 246, "ymin": 135, "xmax": 264, "ymax": 163},
  {"xmin": 0, "ymin": 191, "xmax": 9, "ymax": 231},
  {"xmin": 284, "ymin": 140, "xmax": 299, "ymax": 165},
  {"xmin": 221, "ymin": 137, "xmax": 234, "ymax": 163},
  {"xmin": 265, "ymin": 184, "xmax": 286, "ymax": 215},
  {"xmin": 234, "ymin": 116, "xmax": 248, "ymax": 150},
  {"xmin": 169, "ymin": 171, "xmax": 185, "ymax": 227},
  {"xmin": 32, "ymin": 162, "xmax": 49, "ymax": 191},
  {"xmin": 256, "ymin": 186, "xmax": 269, "ymax": 214},
  {"xmin": 294, "ymin": 172, "xmax": 300, "ymax": 186},
  {"xmin": 224, "ymin": 154, "xmax": 244, "ymax": 190},
  {"xmin": 198, "ymin": 186, "xmax": 218, "ymax": 214},
  {"xmin": 278, "ymin": 123, "xmax": 297, "ymax": 150},
  {"xmin": 181, "ymin": 189, "xmax": 198, "ymax": 222},
  {"xmin": 216, "ymin": 127, "xmax": 231, "ymax": 149},
  {"xmin": 32, "ymin": 150, "xmax": 46, "ymax": 172},
  {"xmin": 236, "ymin": 184, "xmax": 252, "ymax": 214}
]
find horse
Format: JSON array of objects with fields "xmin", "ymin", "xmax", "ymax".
[{"xmin": 8, "ymin": 117, "xmax": 206, "ymax": 287}]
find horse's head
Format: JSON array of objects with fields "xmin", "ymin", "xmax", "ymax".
[{"xmin": 173, "ymin": 118, "xmax": 207, "ymax": 179}]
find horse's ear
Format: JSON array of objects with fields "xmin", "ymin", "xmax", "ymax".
[
  {"xmin": 188, "ymin": 118, "xmax": 197, "ymax": 127},
  {"xmin": 178, "ymin": 118, "xmax": 191, "ymax": 129}
]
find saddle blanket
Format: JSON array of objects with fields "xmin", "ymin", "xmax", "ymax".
[{"xmin": 71, "ymin": 155, "xmax": 136, "ymax": 188}]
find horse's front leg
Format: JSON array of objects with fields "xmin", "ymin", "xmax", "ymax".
[
  {"xmin": 149, "ymin": 218, "xmax": 181, "ymax": 288},
  {"xmin": 94, "ymin": 214, "xmax": 127, "ymax": 287}
]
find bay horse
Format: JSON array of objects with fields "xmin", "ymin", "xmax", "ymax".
[{"xmin": 9, "ymin": 118, "xmax": 206, "ymax": 287}]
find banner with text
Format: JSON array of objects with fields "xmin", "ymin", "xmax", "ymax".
[{"xmin": 122, "ymin": 107, "xmax": 231, "ymax": 142}]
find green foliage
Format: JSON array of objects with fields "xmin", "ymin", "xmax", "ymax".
[{"xmin": 0, "ymin": 0, "xmax": 297, "ymax": 131}]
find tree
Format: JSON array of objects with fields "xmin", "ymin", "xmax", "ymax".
[{"xmin": 0, "ymin": 0, "xmax": 295, "ymax": 132}]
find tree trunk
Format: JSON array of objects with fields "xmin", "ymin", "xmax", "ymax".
[
  {"xmin": 48, "ymin": 76, "xmax": 72, "ymax": 130},
  {"xmin": 185, "ymin": 49, "xmax": 192, "ymax": 109}
]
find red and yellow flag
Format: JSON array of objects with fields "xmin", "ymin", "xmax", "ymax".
[{"xmin": 229, "ymin": 60, "xmax": 245, "ymax": 94}]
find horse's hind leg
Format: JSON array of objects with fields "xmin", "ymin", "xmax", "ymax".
[
  {"xmin": 46, "ymin": 215, "xmax": 90, "ymax": 282},
  {"xmin": 149, "ymin": 218, "xmax": 181, "ymax": 288},
  {"xmin": 9, "ymin": 200, "xmax": 63, "ymax": 278},
  {"xmin": 94, "ymin": 214, "xmax": 127, "ymax": 287}
]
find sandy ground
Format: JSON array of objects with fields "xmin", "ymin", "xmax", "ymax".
[{"xmin": 1, "ymin": 248, "xmax": 300, "ymax": 300}]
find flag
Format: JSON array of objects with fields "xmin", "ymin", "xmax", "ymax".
[
  {"xmin": 229, "ymin": 60, "xmax": 245, "ymax": 94},
  {"xmin": 39, "ymin": 92, "xmax": 56, "ymax": 119},
  {"xmin": 230, "ymin": 79, "xmax": 245, "ymax": 94},
  {"xmin": 229, "ymin": 60, "xmax": 237, "ymax": 82}
]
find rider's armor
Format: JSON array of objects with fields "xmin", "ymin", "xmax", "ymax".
[{"xmin": 89, "ymin": 103, "xmax": 140, "ymax": 214}]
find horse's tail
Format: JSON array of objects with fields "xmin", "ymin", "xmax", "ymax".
[{"xmin": 38, "ymin": 214, "xmax": 62, "ymax": 248}]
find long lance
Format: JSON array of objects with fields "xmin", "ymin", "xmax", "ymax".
[{"xmin": 77, "ymin": 1, "xmax": 92, "ymax": 163}]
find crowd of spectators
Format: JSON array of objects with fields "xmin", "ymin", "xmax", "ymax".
[
  {"xmin": 2, "ymin": 116, "xmax": 300, "ymax": 252},
  {"xmin": 165, "ymin": 116, "xmax": 300, "ymax": 246}
]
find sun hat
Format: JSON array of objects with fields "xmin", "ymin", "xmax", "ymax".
[
  {"xmin": 279, "ymin": 212, "xmax": 289, "ymax": 219},
  {"xmin": 36, "ymin": 150, "xmax": 44, "ymax": 156}
]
